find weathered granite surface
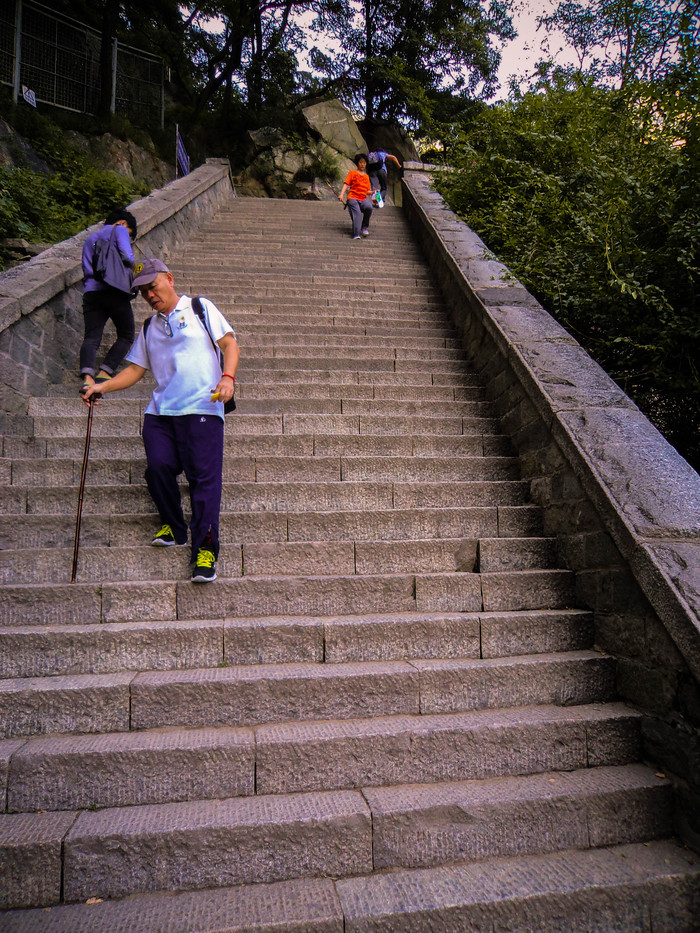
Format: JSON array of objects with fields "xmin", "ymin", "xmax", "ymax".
[{"xmin": 402, "ymin": 166, "xmax": 700, "ymax": 844}]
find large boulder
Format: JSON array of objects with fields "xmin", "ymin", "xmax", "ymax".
[
  {"xmin": 359, "ymin": 119, "xmax": 421, "ymax": 163},
  {"xmin": 235, "ymin": 100, "xmax": 418, "ymax": 202},
  {"xmin": 237, "ymin": 127, "xmax": 352, "ymax": 200},
  {"xmin": 302, "ymin": 100, "xmax": 368, "ymax": 160}
]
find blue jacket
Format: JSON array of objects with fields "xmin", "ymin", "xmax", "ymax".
[{"xmin": 82, "ymin": 224, "xmax": 135, "ymax": 293}]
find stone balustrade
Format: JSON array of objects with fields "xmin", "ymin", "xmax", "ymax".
[{"xmin": 402, "ymin": 165, "xmax": 700, "ymax": 847}]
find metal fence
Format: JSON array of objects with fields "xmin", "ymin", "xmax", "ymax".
[{"xmin": 0, "ymin": 0, "xmax": 164, "ymax": 127}]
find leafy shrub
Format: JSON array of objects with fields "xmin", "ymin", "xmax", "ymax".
[
  {"xmin": 0, "ymin": 164, "xmax": 144, "ymax": 252},
  {"xmin": 0, "ymin": 99, "xmax": 147, "ymax": 268},
  {"xmin": 435, "ymin": 79, "xmax": 700, "ymax": 470}
]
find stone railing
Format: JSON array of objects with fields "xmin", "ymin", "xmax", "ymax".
[
  {"xmin": 0, "ymin": 158, "xmax": 234, "ymax": 431},
  {"xmin": 402, "ymin": 164, "xmax": 700, "ymax": 848}
]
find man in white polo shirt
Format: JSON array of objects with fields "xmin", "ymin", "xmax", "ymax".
[{"xmin": 81, "ymin": 258, "xmax": 240, "ymax": 583}]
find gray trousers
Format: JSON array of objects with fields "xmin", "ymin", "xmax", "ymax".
[{"xmin": 347, "ymin": 198, "xmax": 373, "ymax": 237}]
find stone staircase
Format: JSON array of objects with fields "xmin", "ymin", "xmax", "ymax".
[{"xmin": 1, "ymin": 198, "xmax": 698, "ymax": 931}]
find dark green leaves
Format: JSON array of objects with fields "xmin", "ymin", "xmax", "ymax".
[{"xmin": 436, "ymin": 76, "xmax": 700, "ymax": 468}]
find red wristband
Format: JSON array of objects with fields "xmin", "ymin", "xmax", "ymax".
[{"xmin": 222, "ymin": 374, "xmax": 235, "ymax": 382}]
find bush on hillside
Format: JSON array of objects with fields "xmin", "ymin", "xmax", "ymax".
[
  {"xmin": 435, "ymin": 79, "xmax": 700, "ymax": 470},
  {"xmin": 0, "ymin": 164, "xmax": 145, "ymax": 249},
  {"xmin": 0, "ymin": 97, "xmax": 148, "ymax": 268}
]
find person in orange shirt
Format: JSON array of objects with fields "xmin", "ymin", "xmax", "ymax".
[{"xmin": 338, "ymin": 153, "xmax": 375, "ymax": 240}]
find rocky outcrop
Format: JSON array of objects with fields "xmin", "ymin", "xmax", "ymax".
[
  {"xmin": 233, "ymin": 99, "xmax": 413, "ymax": 203},
  {"xmin": 65, "ymin": 131, "xmax": 174, "ymax": 188},
  {"xmin": 0, "ymin": 120, "xmax": 53, "ymax": 174},
  {"xmin": 303, "ymin": 99, "xmax": 368, "ymax": 157},
  {"xmin": 0, "ymin": 119, "xmax": 173, "ymax": 189}
]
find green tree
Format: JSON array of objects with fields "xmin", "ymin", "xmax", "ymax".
[
  {"xmin": 309, "ymin": 0, "xmax": 515, "ymax": 128},
  {"xmin": 538, "ymin": 0, "xmax": 700, "ymax": 86},
  {"xmin": 435, "ymin": 75, "xmax": 700, "ymax": 468}
]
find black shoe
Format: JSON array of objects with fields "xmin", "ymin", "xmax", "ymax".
[
  {"xmin": 151, "ymin": 523, "xmax": 178, "ymax": 546},
  {"xmin": 191, "ymin": 546, "xmax": 217, "ymax": 582}
]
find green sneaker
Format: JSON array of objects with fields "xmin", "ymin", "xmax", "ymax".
[
  {"xmin": 151, "ymin": 523, "xmax": 178, "ymax": 547},
  {"xmin": 191, "ymin": 547, "xmax": 217, "ymax": 583}
]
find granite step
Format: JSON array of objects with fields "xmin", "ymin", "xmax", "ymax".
[
  {"xmin": 4, "ymin": 431, "xmax": 512, "ymax": 461},
  {"xmin": 2, "ymin": 787, "xmax": 372, "ymax": 906},
  {"xmin": 0, "ymin": 565, "xmax": 573, "ymax": 623},
  {"xmin": 4, "ymin": 445, "xmax": 520, "ymax": 484},
  {"xmin": 187, "ymin": 268, "xmax": 439, "ymax": 283},
  {"xmin": 5, "ymin": 691, "xmax": 632, "ymax": 811},
  {"xmin": 54, "ymin": 369, "xmax": 481, "ymax": 393},
  {"xmin": 334, "ymin": 840, "xmax": 700, "ymax": 933},
  {"xmin": 5, "ymin": 475, "xmax": 526, "ymax": 516},
  {"xmin": 197, "ymin": 301, "xmax": 446, "ymax": 319},
  {"xmin": 0, "ymin": 618, "xmax": 225, "ymax": 678},
  {"xmin": 238, "ymin": 345, "xmax": 468, "ymax": 363},
  {"xmin": 0, "ymin": 504, "xmax": 543, "ymax": 552},
  {"xmin": 0, "ymin": 650, "xmax": 612, "ymax": 738},
  {"xmin": 29, "ymin": 397, "xmax": 492, "ymax": 418},
  {"xmin": 230, "ymin": 313, "xmax": 458, "ymax": 333},
  {"xmin": 203, "ymin": 296, "xmax": 446, "ymax": 314},
  {"xmin": 4, "ymin": 839, "xmax": 697, "ymax": 932},
  {"xmin": 1, "ymin": 534, "xmax": 555, "ymax": 584},
  {"xmin": 0, "ymin": 609, "xmax": 594, "ymax": 678},
  {"xmin": 3, "ymin": 701, "xmax": 639, "ymax": 806},
  {"xmin": 25, "ymin": 411, "xmax": 501, "ymax": 439},
  {"xmin": 0, "ymin": 764, "xmax": 671, "ymax": 910},
  {"xmin": 217, "ymin": 283, "xmax": 443, "ymax": 299}
]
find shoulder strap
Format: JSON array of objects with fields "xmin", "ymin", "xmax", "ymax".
[
  {"xmin": 142, "ymin": 314, "xmax": 154, "ymax": 339},
  {"xmin": 192, "ymin": 296, "xmax": 220, "ymax": 356}
]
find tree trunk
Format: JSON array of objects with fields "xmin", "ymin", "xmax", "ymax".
[{"xmin": 364, "ymin": 0, "xmax": 374, "ymax": 120}]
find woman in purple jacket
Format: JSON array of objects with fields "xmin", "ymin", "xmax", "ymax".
[{"xmin": 79, "ymin": 208, "xmax": 137, "ymax": 388}]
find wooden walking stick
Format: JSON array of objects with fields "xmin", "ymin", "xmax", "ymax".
[{"xmin": 71, "ymin": 395, "xmax": 97, "ymax": 583}]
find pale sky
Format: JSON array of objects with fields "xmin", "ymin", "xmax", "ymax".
[{"xmin": 496, "ymin": 0, "xmax": 577, "ymax": 96}]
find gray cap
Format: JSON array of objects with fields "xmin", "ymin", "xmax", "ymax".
[{"xmin": 132, "ymin": 258, "xmax": 170, "ymax": 288}]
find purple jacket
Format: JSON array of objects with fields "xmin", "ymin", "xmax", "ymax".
[{"xmin": 82, "ymin": 224, "xmax": 135, "ymax": 293}]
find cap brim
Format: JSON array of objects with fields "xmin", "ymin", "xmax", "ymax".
[{"xmin": 132, "ymin": 275, "xmax": 157, "ymax": 289}]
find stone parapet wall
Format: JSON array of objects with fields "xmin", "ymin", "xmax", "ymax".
[
  {"xmin": 402, "ymin": 166, "xmax": 700, "ymax": 847},
  {"xmin": 0, "ymin": 159, "xmax": 234, "ymax": 429}
]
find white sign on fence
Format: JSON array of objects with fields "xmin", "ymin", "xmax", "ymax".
[{"xmin": 22, "ymin": 85, "xmax": 37, "ymax": 108}]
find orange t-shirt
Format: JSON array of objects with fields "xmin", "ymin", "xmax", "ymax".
[{"xmin": 344, "ymin": 169, "xmax": 372, "ymax": 201}]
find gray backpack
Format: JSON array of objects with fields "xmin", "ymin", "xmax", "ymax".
[{"xmin": 91, "ymin": 225, "xmax": 134, "ymax": 294}]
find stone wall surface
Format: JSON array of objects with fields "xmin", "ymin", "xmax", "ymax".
[
  {"xmin": 0, "ymin": 159, "xmax": 234, "ymax": 428},
  {"xmin": 402, "ymin": 165, "xmax": 700, "ymax": 847}
]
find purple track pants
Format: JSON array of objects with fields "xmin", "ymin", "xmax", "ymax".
[{"xmin": 142, "ymin": 413, "xmax": 224, "ymax": 560}]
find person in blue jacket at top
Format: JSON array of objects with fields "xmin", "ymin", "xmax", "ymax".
[
  {"xmin": 366, "ymin": 150, "xmax": 402, "ymax": 206},
  {"xmin": 78, "ymin": 208, "xmax": 137, "ymax": 389}
]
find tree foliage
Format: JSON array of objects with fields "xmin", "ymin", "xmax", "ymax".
[
  {"xmin": 434, "ymin": 73, "xmax": 700, "ymax": 468},
  {"xmin": 538, "ymin": 0, "xmax": 700, "ymax": 87},
  {"xmin": 309, "ymin": 0, "xmax": 514, "ymax": 126}
]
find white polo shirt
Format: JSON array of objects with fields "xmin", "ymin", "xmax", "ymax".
[{"xmin": 127, "ymin": 295, "xmax": 235, "ymax": 420}]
